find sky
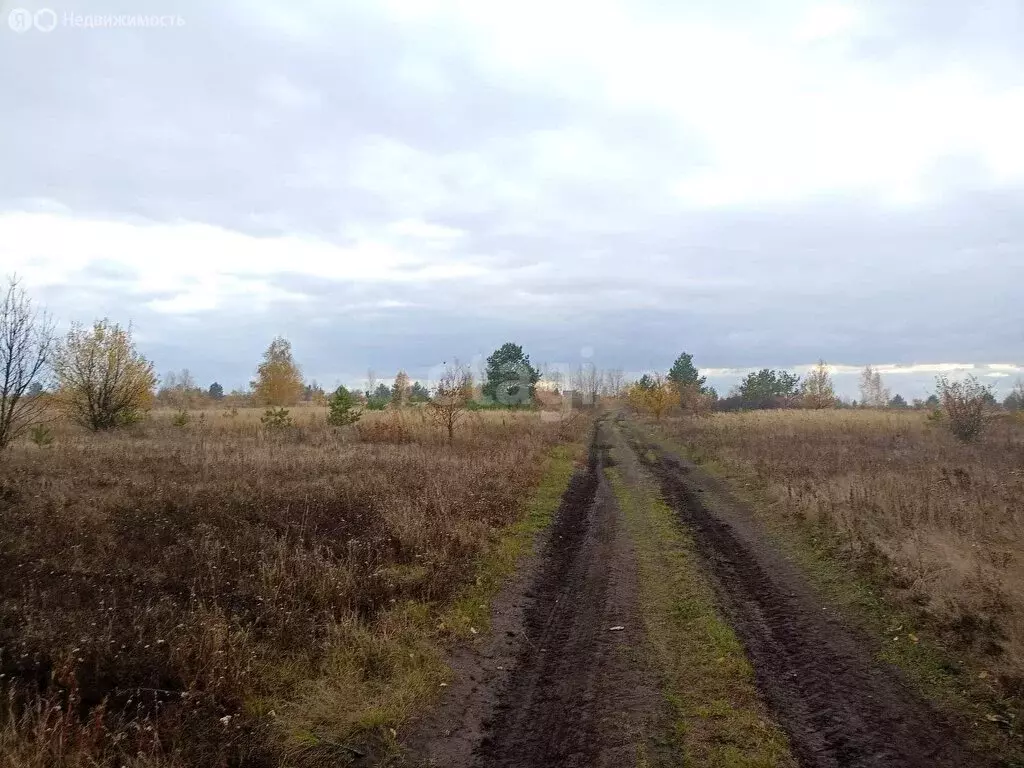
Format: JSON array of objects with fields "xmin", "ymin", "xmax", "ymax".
[{"xmin": 1, "ymin": 0, "xmax": 1022, "ymax": 398}]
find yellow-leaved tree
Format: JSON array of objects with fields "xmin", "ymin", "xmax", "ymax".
[
  {"xmin": 54, "ymin": 319, "xmax": 157, "ymax": 430},
  {"xmin": 801, "ymin": 360, "xmax": 836, "ymax": 409},
  {"xmin": 627, "ymin": 374, "xmax": 677, "ymax": 420},
  {"xmin": 251, "ymin": 336, "xmax": 303, "ymax": 406}
]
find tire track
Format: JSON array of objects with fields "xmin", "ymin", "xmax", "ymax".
[
  {"xmin": 470, "ymin": 426, "xmax": 663, "ymax": 768},
  {"xmin": 625, "ymin": 425, "xmax": 981, "ymax": 768}
]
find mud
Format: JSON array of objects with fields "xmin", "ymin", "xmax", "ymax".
[
  {"xmin": 623, "ymin": 423, "xmax": 983, "ymax": 768},
  {"xmin": 405, "ymin": 427, "xmax": 664, "ymax": 767}
]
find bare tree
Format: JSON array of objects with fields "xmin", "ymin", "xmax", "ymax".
[
  {"xmin": 859, "ymin": 365, "xmax": 890, "ymax": 408},
  {"xmin": 571, "ymin": 363, "xmax": 601, "ymax": 406},
  {"xmin": 602, "ymin": 368, "xmax": 625, "ymax": 397},
  {"xmin": 0, "ymin": 277, "xmax": 56, "ymax": 450},
  {"xmin": 428, "ymin": 362, "xmax": 473, "ymax": 443},
  {"xmin": 159, "ymin": 368, "xmax": 198, "ymax": 410}
]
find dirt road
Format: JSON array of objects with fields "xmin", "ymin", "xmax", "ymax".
[{"xmin": 406, "ymin": 418, "xmax": 979, "ymax": 767}]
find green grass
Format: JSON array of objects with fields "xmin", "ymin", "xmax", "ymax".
[
  {"xmin": 649, "ymin": 429, "xmax": 1024, "ymax": 767},
  {"xmin": 607, "ymin": 464, "xmax": 796, "ymax": 768}
]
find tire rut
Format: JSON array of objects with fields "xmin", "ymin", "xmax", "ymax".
[
  {"xmin": 471, "ymin": 426, "xmax": 662, "ymax": 768},
  {"xmin": 625, "ymin": 425, "xmax": 982, "ymax": 768}
]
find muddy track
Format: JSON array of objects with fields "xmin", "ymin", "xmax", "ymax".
[
  {"xmin": 472, "ymin": 429, "xmax": 661, "ymax": 768},
  {"xmin": 623, "ymin": 423, "xmax": 980, "ymax": 768},
  {"xmin": 409, "ymin": 424, "xmax": 663, "ymax": 767}
]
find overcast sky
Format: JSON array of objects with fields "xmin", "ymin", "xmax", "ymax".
[{"xmin": 1, "ymin": 0, "xmax": 1022, "ymax": 397}]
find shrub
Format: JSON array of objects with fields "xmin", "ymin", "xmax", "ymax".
[
  {"xmin": 327, "ymin": 386, "xmax": 361, "ymax": 427},
  {"xmin": 261, "ymin": 407, "xmax": 292, "ymax": 429},
  {"xmin": 28, "ymin": 422, "xmax": 54, "ymax": 447},
  {"xmin": 936, "ymin": 375, "xmax": 992, "ymax": 442},
  {"xmin": 53, "ymin": 319, "xmax": 157, "ymax": 431},
  {"xmin": 171, "ymin": 409, "xmax": 190, "ymax": 427}
]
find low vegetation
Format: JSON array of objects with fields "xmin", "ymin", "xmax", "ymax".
[
  {"xmin": 0, "ymin": 409, "xmax": 584, "ymax": 767},
  {"xmin": 654, "ymin": 409, "xmax": 1024, "ymax": 740},
  {"xmin": 607, "ymin": 434, "xmax": 795, "ymax": 768}
]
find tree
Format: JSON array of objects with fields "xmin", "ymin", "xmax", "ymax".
[
  {"xmin": 429, "ymin": 362, "xmax": 473, "ymax": 443},
  {"xmin": 251, "ymin": 337, "xmax": 303, "ymax": 406},
  {"xmin": 801, "ymin": 360, "xmax": 836, "ymax": 409},
  {"xmin": 482, "ymin": 342, "xmax": 540, "ymax": 406},
  {"xmin": 734, "ymin": 369, "xmax": 801, "ymax": 409},
  {"xmin": 327, "ymin": 385, "xmax": 361, "ymax": 426},
  {"xmin": 0, "ymin": 276, "xmax": 56, "ymax": 450},
  {"xmin": 391, "ymin": 370, "xmax": 411, "ymax": 407},
  {"xmin": 1004, "ymin": 380, "xmax": 1024, "ymax": 411},
  {"xmin": 936, "ymin": 375, "xmax": 993, "ymax": 442},
  {"xmin": 208, "ymin": 382, "xmax": 224, "ymax": 400},
  {"xmin": 888, "ymin": 394, "xmax": 908, "ymax": 409},
  {"xmin": 628, "ymin": 374, "xmax": 677, "ymax": 420},
  {"xmin": 570, "ymin": 362, "xmax": 601, "ymax": 406},
  {"xmin": 603, "ymin": 368, "xmax": 625, "ymax": 397},
  {"xmin": 54, "ymin": 319, "xmax": 157, "ymax": 430},
  {"xmin": 409, "ymin": 381, "xmax": 430, "ymax": 402},
  {"xmin": 303, "ymin": 380, "xmax": 326, "ymax": 404},
  {"xmin": 159, "ymin": 368, "xmax": 198, "ymax": 410},
  {"xmin": 859, "ymin": 365, "xmax": 890, "ymax": 408},
  {"xmin": 924, "ymin": 394, "xmax": 940, "ymax": 409},
  {"xmin": 366, "ymin": 382, "xmax": 391, "ymax": 410}
]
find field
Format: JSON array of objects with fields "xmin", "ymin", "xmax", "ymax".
[
  {"xmin": 3, "ymin": 403, "xmax": 1022, "ymax": 768},
  {"xmin": 0, "ymin": 407, "xmax": 585, "ymax": 767},
  {"xmin": 654, "ymin": 410, "xmax": 1024, "ymax": 722}
]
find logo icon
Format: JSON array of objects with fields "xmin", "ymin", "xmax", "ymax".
[
  {"xmin": 7, "ymin": 7, "xmax": 33, "ymax": 32},
  {"xmin": 34, "ymin": 8, "xmax": 57, "ymax": 32}
]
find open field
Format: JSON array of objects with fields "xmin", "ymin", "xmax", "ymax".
[
  {"xmin": 0, "ymin": 408, "xmax": 585, "ymax": 767},
  {"xmin": 3, "ymin": 403, "xmax": 1020, "ymax": 767},
  {"xmin": 652, "ymin": 409, "xmax": 1024, "ymax": 750}
]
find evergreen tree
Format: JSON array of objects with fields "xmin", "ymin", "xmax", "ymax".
[{"xmin": 482, "ymin": 342, "xmax": 540, "ymax": 406}]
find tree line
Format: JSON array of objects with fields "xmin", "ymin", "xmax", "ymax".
[{"xmin": 2, "ymin": 275, "xmax": 1021, "ymax": 450}]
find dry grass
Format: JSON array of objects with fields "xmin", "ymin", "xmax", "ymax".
[
  {"xmin": 659, "ymin": 409, "xmax": 1024, "ymax": 704},
  {"xmin": 0, "ymin": 407, "xmax": 584, "ymax": 767}
]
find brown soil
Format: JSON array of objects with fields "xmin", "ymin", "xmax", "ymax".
[
  {"xmin": 623, "ymin": 422, "xmax": 985, "ymax": 768},
  {"xmin": 406, "ymin": 419, "xmax": 982, "ymax": 768},
  {"xmin": 403, "ymin": 429, "xmax": 665, "ymax": 768}
]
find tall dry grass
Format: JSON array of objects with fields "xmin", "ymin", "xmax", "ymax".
[
  {"xmin": 664, "ymin": 409, "xmax": 1024, "ymax": 699},
  {"xmin": 0, "ymin": 407, "xmax": 582, "ymax": 766}
]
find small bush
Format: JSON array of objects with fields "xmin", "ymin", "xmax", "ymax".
[
  {"xmin": 29, "ymin": 423, "xmax": 54, "ymax": 447},
  {"xmin": 171, "ymin": 409, "xmax": 190, "ymax": 427},
  {"xmin": 261, "ymin": 407, "xmax": 293, "ymax": 429},
  {"xmin": 936, "ymin": 375, "xmax": 992, "ymax": 442},
  {"xmin": 327, "ymin": 386, "xmax": 362, "ymax": 427}
]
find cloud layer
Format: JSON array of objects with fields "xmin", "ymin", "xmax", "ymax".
[{"xmin": 2, "ymin": 0, "xmax": 1022, "ymax": 392}]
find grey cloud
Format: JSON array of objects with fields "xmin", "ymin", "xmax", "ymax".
[{"xmin": 2, "ymin": 0, "xmax": 1023, "ymax": 385}]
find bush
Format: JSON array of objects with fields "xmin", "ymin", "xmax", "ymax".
[
  {"xmin": 261, "ymin": 407, "xmax": 292, "ymax": 429},
  {"xmin": 171, "ymin": 409, "xmax": 190, "ymax": 427},
  {"xmin": 29, "ymin": 422, "xmax": 54, "ymax": 447},
  {"xmin": 327, "ymin": 386, "xmax": 361, "ymax": 426},
  {"xmin": 936, "ymin": 375, "xmax": 992, "ymax": 442}
]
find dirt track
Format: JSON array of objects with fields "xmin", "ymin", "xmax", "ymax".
[
  {"xmin": 624, "ymin": 423, "xmax": 980, "ymax": 768},
  {"xmin": 407, "ymin": 419, "xmax": 979, "ymax": 767}
]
